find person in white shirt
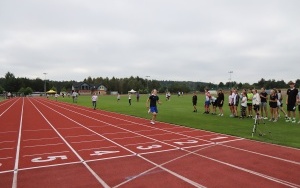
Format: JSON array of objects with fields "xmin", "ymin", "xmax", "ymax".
[
  {"xmin": 55, "ymin": 93, "xmax": 59, "ymax": 101},
  {"xmin": 240, "ymin": 92, "xmax": 247, "ymax": 118},
  {"xmin": 72, "ymin": 91, "xmax": 78, "ymax": 103},
  {"xmin": 252, "ymin": 89, "xmax": 261, "ymax": 114},
  {"xmin": 128, "ymin": 93, "xmax": 132, "ymax": 106},
  {"xmin": 91, "ymin": 93, "xmax": 98, "ymax": 110}
]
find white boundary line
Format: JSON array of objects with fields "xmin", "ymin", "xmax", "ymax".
[
  {"xmin": 219, "ymin": 143, "xmax": 300, "ymax": 165},
  {"xmin": 0, "ymin": 98, "xmax": 20, "ymax": 118},
  {"xmin": 27, "ymin": 98, "xmax": 111, "ymax": 188},
  {"xmin": 33, "ymin": 98, "xmax": 300, "ymax": 187},
  {"xmin": 32, "ymin": 98, "xmax": 206, "ymax": 187},
  {"xmin": 12, "ymin": 98, "xmax": 24, "ymax": 188}
]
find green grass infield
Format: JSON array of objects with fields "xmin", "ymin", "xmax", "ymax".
[{"xmin": 52, "ymin": 94, "xmax": 300, "ymax": 149}]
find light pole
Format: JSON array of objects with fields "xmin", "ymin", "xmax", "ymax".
[
  {"xmin": 43, "ymin": 73, "xmax": 47, "ymax": 96},
  {"xmin": 228, "ymin": 71, "xmax": 233, "ymax": 89},
  {"xmin": 146, "ymin": 76, "xmax": 150, "ymax": 94}
]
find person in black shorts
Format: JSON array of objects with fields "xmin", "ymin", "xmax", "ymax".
[
  {"xmin": 269, "ymin": 89, "xmax": 278, "ymax": 122},
  {"xmin": 216, "ymin": 89, "xmax": 224, "ymax": 116},
  {"xmin": 146, "ymin": 89, "xmax": 161, "ymax": 124},
  {"xmin": 192, "ymin": 92, "xmax": 197, "ymax": 112},
  {"xmin": 286, "ymin": 81, "xmax": 298, "ymax": 123}
]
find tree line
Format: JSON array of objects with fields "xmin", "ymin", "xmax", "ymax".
[{"xmin": 0, "ymin": 72, "xmax": 299, "ymax": 95}]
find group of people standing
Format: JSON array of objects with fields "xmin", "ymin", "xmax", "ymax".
[{"xmin": 196, "ymin": 81, "xmax": 300, "ymax": 124}]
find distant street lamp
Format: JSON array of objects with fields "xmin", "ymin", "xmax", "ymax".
[
  {"xmin": 146, "ymin": 75, "xmax": 150, "ymax": 93},
  {"xmin": 43, "ymin": 73, "xmax": 47, "ymax": 96},
  {"xmin": 228, "ymin": 71, "xmax": 233, "ymax": 89}
]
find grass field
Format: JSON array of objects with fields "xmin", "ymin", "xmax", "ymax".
[{"xmin": 51, "ymin": 94, "xmax": 300, "ymax": 149}]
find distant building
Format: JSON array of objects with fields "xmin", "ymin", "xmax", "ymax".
[{"xmin": 72, "ymin": 82, "xmax": 107, "ymax": 95}]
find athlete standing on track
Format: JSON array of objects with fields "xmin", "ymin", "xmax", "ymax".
[
  {"xmin": 146, "ymin": 89, "xmax": 161, "ymax": 124},
  {"xmin": 91, "ymin": 93, "xmax": 98, "ymax": 110}
]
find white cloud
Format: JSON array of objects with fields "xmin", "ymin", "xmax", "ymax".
[{"xmin": 0, "ymin": 0, "xmax": 300, "ymax": 84}]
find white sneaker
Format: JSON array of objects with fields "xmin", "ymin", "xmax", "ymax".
[
  {"xmin": 286, "ymin": 118, "xmax": 291, "ymax": 122},
  {"xmin": 292, "ymin": 119, "xmax": 296, "ymax": 123},
  {"xmin": 147, "ymin": 109, "xmax": 151, "ymax": 114},
  {"xmin": 150, "ymin": 121, "xmax": 155, "ymax": 125},
  {"xmin": 221, "ymin": 114, "xmax": 224, "ymax": 116},
  {"xmin": 298, "ymin": 121, "xmax": 300, "ymax": 124},
  {"xmin": 264, "ymin": 117, "xmax": 268, "ymax": 120}
]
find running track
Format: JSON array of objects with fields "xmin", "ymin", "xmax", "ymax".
[{"xmin": 0, "ymin": 97, "xmax": 300, "ymax": 188}]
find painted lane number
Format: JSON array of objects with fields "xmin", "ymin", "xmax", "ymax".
[
  {"xmin": 31, "ymin": 155, "xmax": 68, "ymax": 163},
  {"xmin": 174, "ymin": 140, "xmax": 198, "ymax": 145},
  {"xmin": 90, "ymin": 151, "xmax": 120, "ymax": 156},
  {"xmin": 137, "ymin": 145, "xmax": 162, "ymax": 150}
]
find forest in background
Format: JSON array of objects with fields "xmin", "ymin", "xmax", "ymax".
[{"xmin": 0, "ymin": 72, "xmax": 299, "ymax": 95}]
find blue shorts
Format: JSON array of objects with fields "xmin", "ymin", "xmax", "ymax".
[
  {"xmin": 205, "ymin": 101, "xmax": 210, "ymax": 106},
  {"xmin": 150, "ymin": 106, "xmax": 158, "ymax": 113}
]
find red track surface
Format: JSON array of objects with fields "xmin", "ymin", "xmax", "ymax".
[{"xmin": 0, "ymin": 97, "xmax": 300, "ymax": 188}]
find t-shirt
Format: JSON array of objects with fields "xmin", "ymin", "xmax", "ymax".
[
  {"xmin": 92, "ymin": 95, "xmax": 98, "ymax": 101},
  {"xmin": 260, "ymin": 92, "xmax": 268, "ymax": 103},
  {"xmin": 192, "ymin": 95, "xmax": 197, "ymax": 103},
  {"xmin": 149, "ymin": 95, "xmax": 159, "ymax": 107},
  {"xmin": 287, "ymin": 88, "xmax": 298, "ymax": 105},
  {"xmin": 241, "ymin": 96, "xmax": 247, "ymax": 107},
  {"xmin": 247, "ymin": 93, "xmax": 253, "ymax": 104}
]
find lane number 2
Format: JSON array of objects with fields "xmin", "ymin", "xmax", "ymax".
[
  {"xmin": 137, "ymin": 145, "xmax": 162, "ymax": 150},
  {"xmin": 174, "ymin": 140, "xmax": 198, "ymax": 145}
]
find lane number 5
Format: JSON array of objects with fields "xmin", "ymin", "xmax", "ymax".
[{"xmin": 31, "ymin": 155, "xmax": 68, "ymax": 163}]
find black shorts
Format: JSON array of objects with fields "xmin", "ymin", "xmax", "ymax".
[
  {"xmin": 270, "ymin": 103, "xmax": 277, "ymax": 109},
  {"xmin": 193, "ymin": 102, "xmax": 197, "ymax": 106},
  {"xmin": 247, "ymin": 103, "xmax": 252, "ymax": 107},
  {"xmin": 299, "ymin": 105, "xmax": 300, "ymax": 111},
  {"xmin": 253, "ymin": 104, "xmax": 260, "ymax": 111},
  {"xmin": 287, "ymin": 104, "xmax": 296, "ymax": 111},
  {"xmin": 218, "ymin": 102, "xmax": 224, "ymax": 107}
]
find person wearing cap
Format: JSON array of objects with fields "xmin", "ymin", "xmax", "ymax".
[{"xmin": 286, "ymin": 81, "xmax": 298, "ymax": 123}]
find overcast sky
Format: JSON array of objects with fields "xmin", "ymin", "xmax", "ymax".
[{"xmin": 0, "ymin": 0, "xmax": 299, "ymax": 84}]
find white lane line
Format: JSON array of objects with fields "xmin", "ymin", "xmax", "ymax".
[
  {"xmin": 0, "ymin": 141, "xmax": 15, "ymax": 143},
  {"xmin": 23, "ymin": 129, "xmax": 52, "ymax": 132},
  {"xmin": 37, "ymin": 98, "xmax": 300, "ymax": 187},
  {"xmin": 0, "ymin": 98, "xmax": 20, "ymax": 117},
  {"xmin": 0, "ymin": 147, "xmax": 14, "ymax": 151},
  {"xmin": 12, "ymin": 98, "xmax": 24, "ymax": 188},
  {"xmin": 23, "ymin": 143, "xmax": 64, "ymax": 148},
  {"xmin": 219, "ymin": 144, "xmax": 300, "ymax": 165},
  {"xmin": 33, "ymin": 98, "xmax": 207, "ymax": 188},
  {"xmin": 0, "ymin": 131, "xmax": 18, "ymax": 134},
  {"xmin": 23, "ymin": 151, "xmax": 70, "ymax": 157},
  {"xmin": 64, "ymin": 134, "xmax": 96, "ymax": 138},
  {"xmin": 70, "ymin": 139, "xmax": 105, "ymax": 144},
  {"xmin": 29, "ymin": 98, "xmax": 111, "ymax": 188},
  {"xmin": 189, "ymin": 150, "xmax": 300, "ymax": 188},
  {"xmin": 78, "ymin": 146, "xmax": 119, "ymax": 152},
  {"xmin": 23, "ymin": 137, "xmax": 60, "ymax": 142},
  {"xmin": 113, "ymin": 145, "xmax": 214, "ymax": 188},
  {"xmin": 0, "ymin": 157, "xmax": 13, "ymax": 160}
]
